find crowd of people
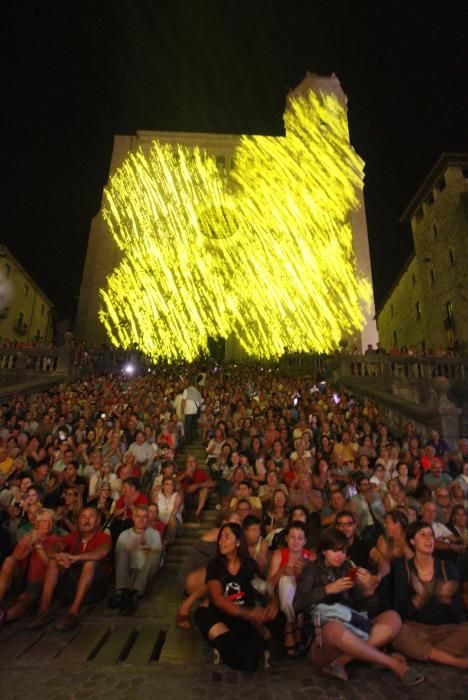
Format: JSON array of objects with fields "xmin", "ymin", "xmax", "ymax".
[{"xmin": 0, "ymin": 364, "xmax": 467, "ymax": 681}]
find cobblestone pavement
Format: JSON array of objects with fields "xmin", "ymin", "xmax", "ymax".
[
  {"xmin": 0, "ymin": 656, "xmax": 467, "ymax": 700},
  {"xmin": 0, "ymin": 494, "xmax": 467, "ymax": 699}
]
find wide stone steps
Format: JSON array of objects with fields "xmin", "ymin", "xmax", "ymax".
[{"xmin": 0, "ymin": 437, "xmax": 220, "ymax": 669}]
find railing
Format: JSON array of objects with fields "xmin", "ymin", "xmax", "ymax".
[
  {"xmin": 0, "ymin": 347, "xmax": 70, "ymax": 375},
  {"xmin": 322, "ymin": 353, "xmax": 468, "ymax": 448},
  {"xmin": 0, "ymin": 344, "xmax": 153, "ymax": 387},
  {"xmin": 279, "ymin": 352, "xmax": 327, "ymax": 375},
  {"xmin": 330, "ymin": 354, "xmax": 467, "ymax": 382}
]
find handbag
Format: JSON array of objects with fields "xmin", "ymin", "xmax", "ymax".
[{"xmin": 313, "ymin": 602, "xmax": 371, "ymax": 640}]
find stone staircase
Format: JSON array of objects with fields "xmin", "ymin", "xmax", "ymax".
[
  {"xmin": 0, "ymin": 436, "xmax": 223, "ymax": 670},
  {"xmin": 165, "ymin": 437, "xmax": 220, "ymax": 570}
]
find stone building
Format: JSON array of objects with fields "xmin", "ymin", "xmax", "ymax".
[
  {"xmin": 76, "ymin": 72, "xmax": 378, "ymax": 358},
  {"xmin": 377, "ymin": 153, "xmax": 468, "ymax": 353},
  {"xmin": 0, "ymin": 245, "xmax": 54, "ymax": 343}
]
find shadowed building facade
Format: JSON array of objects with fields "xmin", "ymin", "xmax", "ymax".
[
  {"xmin": 377, "ymin": 153, "xmax": 468, "ymax": 353},
  {"xmin": 0, "ymin": 245, "xmax": 54, "ymax": 343},
  {"xmin": 76, "ymin": 72, "xmax": 377, "ymax": 358}
]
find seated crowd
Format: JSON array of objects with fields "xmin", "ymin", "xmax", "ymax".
[{"xmin": 0, "ymin": 365, "xmax": 467, "ymax": 682}]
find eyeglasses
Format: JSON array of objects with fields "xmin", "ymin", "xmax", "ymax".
[{"xmin": 336, "ymin": 521, "xmax": 354, "ymax": 527}]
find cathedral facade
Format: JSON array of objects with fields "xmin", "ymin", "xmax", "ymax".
[{"xmin": 76, "ymin": 72, "xmax": 377, "ymax": 358}]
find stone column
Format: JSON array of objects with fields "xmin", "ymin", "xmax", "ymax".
[{"xmin": 432, "ymin": 376, "xmax": 461, "ymax": 448}]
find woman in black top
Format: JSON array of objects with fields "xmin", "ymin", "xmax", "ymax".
[
  {"xmin": 392, "ymin": 520, "xmax": 468, "ymax": 668},
  {"xmin": 194, "ymin": 522, "xmax": 279, "ymax": 671}
]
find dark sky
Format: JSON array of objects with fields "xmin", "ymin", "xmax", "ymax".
[{"xmin": 3, "ymin": 0, "xmax": 468, "ymax": 320}]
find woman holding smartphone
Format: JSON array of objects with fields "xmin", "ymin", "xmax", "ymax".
[{"xmin": 294, "ymin": 528, "xmax": 424, "ymax": 685}]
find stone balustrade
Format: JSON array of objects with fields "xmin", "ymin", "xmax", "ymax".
[
  {"xmin": 0, "ymin": 345, "xmax": 151, "ymax": 396},
  {"xmin": 0, "ymin": 347, "xmax": 72, "ymax": 383},
  {"xmin": 333, "ymin": 354, "xmax": 467, "ymax": 382},
  {"xmin": 326, "ymin": 354, "xmax": 468, "ymax": 447}
]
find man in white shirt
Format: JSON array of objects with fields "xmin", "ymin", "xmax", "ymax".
[
  {"xmin": 111, "ymin": 505, "xmax": 162, "ymax": 614},
  {"xmin": 126, "ymin": 431, "xmax": 158, "ymax": 473},
  {"xmin": 181, "ymin": 382, "xmax": 202, "ymax": 444}
]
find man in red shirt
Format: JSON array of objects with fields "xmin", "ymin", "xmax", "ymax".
[
  {"xmin": 176, "ymin": 456, "xmax": 215, "ymax": 521},
  {"xmin": 30, "ymin": 506, "xmax": 111, "ymax": 631},
  {"xmin": 111, "ymin": 476, "xmax": 149, "ymax": 544},
  {"xmin": 114, "ymin": 477, "xmax": 149, "ymax": 520}
]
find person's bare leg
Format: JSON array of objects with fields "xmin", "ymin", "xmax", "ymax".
[
  {"xmin": 195, "ymin": 487, "xmax": 209, "ymax": 516},
  {"xmin": 68, "ymin": 561, "xmax": 96, "ymax": 617},
  {"xmin": 318, "ymin": 621, "xmax": 411, "ymax": 679},
  {"xmin": 331, "ymin": 610, "xmax": 402, "ymax": 669},
  {"xmin": 0, "ymin": 557, "xmax": 19, "ymax": 601},
  {"xmin": 178, "ymin": 584, "xmax": 207, "ymax": 617},
  {"xmin": 5, "ymin": 592, "xmax": 34, "ymax": 622},
  {"xmin": 37, "ymin": 559, "xmax": 61, "ymax": 613},
  {"xmin": 178, "ymin": 568, "xmax": 207, "ymax": 624},
  {"xmin": 208, "ymin": 621, "xmax": 229, "ymax": 641},
  {"xmin": 429, "ymin": 647, "xmax": 468, "ymax": 669},
  {"xmin": 166, "ymin": 521, "xmax": 177, "ymax": 545}
]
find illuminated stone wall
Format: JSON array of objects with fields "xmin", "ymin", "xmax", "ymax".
[
  {"xmin": 377, "ymin": 157, "xmax": 468, "ymax": 353},
  {"xmin": 76, "ymin": 72, "xmax": 377, "ymax": 356}
]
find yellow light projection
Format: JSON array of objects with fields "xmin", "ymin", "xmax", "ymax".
[{"xmin": 99, "ymin": 91, "xmax": 371, "ymax": 361}]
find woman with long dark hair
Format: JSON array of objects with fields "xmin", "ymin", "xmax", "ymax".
[
  {"xmin": 294, "ymin": 528, "xmax": 424, "ymax": 685},
  {"xmin": 370, "ymin": 510, "xmax": 411, "ymax": 581},
  {"xmin": 194, "ymin": 522, "xmax": 279, "ymax": 671},
  {"xmin": 392, "ymin": 520, "xmax": 468, "ymax": 668}
]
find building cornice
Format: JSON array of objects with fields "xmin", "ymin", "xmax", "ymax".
[{"xmin": 400, "ymin": 152, "xmax": 468, "ymax": 222}]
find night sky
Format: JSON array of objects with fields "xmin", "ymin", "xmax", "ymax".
[{"xmin": 3, "ymin": 1, "xmax": 468, "ymax": 321}]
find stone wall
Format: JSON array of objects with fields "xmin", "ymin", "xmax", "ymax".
[
  {"xmin": 0, "ymin": 246, "xmax": 53, "ymax": 343},
  {"xmin": 377, "ymin": 161, "xmax": 468, "ymax": 352},
  {"xmin": 377, "ymin": 255, "xmax": 424, "ymax": 350}
]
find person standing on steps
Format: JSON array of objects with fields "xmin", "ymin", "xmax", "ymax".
[{"xmin": 181, "ymin": 380, "xmax": 202, "ymax": 445}]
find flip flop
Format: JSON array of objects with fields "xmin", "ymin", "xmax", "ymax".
[
  {"xmin": 285, "ymin": 643, "xmax": 299, "ymax": 659},
  {"xmin": 176, "ymin": 613, "xmax": 192, "ymax": 629},
  {"xmin": 400, "ymin": 667, "xmax": 425, "ymax": 687},
  {"xmin": 323, "ymin": 664, "xmax": 349, "ymax": 682}
]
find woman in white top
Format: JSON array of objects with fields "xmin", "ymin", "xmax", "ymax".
[{"xmin": 156, "ymin": 476, "xmax": 183, "ymax": 544}]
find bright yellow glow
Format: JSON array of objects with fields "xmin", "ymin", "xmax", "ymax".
[{"xmin": 99, "ymin": 91, "xmax": 371, "ymax": 361}]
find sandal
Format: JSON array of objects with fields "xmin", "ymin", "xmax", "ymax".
[
  {"xmin": 399, "ymin": 667, "xmax": 425, "ymax": 687},
  {"xmin": 323, "ymin": 663, "xmax": 349, "ymax": 682},
  {"xmin": 284, "ymin": 629, "xmax": 298, "ymax": 658},
  {"xmin": 176, "ymin": 613, "xmax": 192, "ymax": 629}
]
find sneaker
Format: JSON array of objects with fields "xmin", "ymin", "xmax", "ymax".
[
  {"xmin": 120, "ymin": 590, "xmax": 138, "ymax": 616},
  {"xmin": 108, "ymin": 588, "xmax": 129, "ymax": 610}
]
